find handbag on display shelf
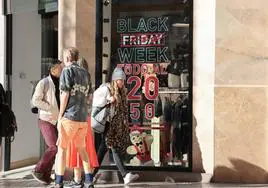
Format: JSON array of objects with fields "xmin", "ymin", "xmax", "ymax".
[
  {"xmin": 167, "ymin": 60, "xmax": 181, "ymax": 88},
  {"xmin": 180, "ymin": 69, "xmax": 189, "ymax": 90}
]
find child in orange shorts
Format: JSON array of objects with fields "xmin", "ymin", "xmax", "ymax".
[{"xmin": 65, "ymin": 116, "xmax": 99, "ymax": 187}]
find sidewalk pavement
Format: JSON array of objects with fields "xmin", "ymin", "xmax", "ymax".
[{"xmin": 1, "ymin": 166, "xmax": 268, "ymax": 188}]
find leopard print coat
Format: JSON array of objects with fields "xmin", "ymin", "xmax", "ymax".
[{"xmin": 105, "ymin": 87, "xmax": 129, "ymax": 152}]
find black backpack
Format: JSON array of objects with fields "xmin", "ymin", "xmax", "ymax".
[
  {"xmin": 0, "ymin": 83, "xmax": 17, "ymax": 141},
  {"xmin": 0, "ymin": 103, "xmax": 17, "ymax": 141}
]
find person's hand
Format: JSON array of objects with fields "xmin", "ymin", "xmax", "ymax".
[
  {"xmin": 108, "ymin": 96, "xmax": 116, "ymax": 103},
  {"xmin": 57, "ymin": 119, "xmax": 62, "ymax": 131},
  {"xmin": 58, "ymin": 113, "xmax": 63, "ymax": 120},
  {"xmin": 88, "ymin": 94, "xmax": 93, "ymax": 101},
  {"xmin": 57, "ymin": 114, "xmax": 63, "ymax": 131},
  {"xmin": 49, "ymin": 114, "xmax": 58, "ymax": 122},
  {"xmin": 57, "ymin": 114, "xmax": 63, "ymax": 125}
]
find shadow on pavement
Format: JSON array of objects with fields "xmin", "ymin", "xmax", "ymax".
[{"xmin": 212, "ymin": 158, "xmax": 268, "ymax": 184}]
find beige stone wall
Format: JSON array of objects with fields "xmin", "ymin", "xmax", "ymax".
[
  {"xmin": 76, "ymin": 0, "xmax": 96, "ymax": 85},
  {"xmin": 58, "ymin": 0, "xmax": 96, "ymax": 85},
  {"xmin": 214, "ymin": 0, "xmax": 268, "ymax": 183},
  {"xmin": 58, "ymin": 0, "xmax": 76, "ymax": 55}
]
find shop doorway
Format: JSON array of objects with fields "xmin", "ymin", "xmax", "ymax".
[{"xmin": 98, "ymin": 0, "xmax": 193, "ymax": 171}]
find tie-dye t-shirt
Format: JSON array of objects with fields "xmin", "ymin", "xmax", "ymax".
[{"xmin": 60, "ymin": 62, "xmax": 92, "ymax": 122}]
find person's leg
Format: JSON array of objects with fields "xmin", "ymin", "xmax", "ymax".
[
  {"xmin": 55, "ymin": 118, "xmax": 77, "ymax": 186},
  {"xmin": 55, "ymin": 146, "xmax": 69, "ymax": 188},
  {"xmin": 33, "ymin": 119, "xmax": 57, "ymax": 184},
  {"xmin": 74, "ymin": 167, "xmax": 82, "ymax": 182},
  {"xmin": 77, "ymin": 146, "xmax": 91, "ymax": 173},
  {"xmin": 74, "ymin": 122, "xmax": 94, "ymax": 185},
  {"xmin": 110, "ymin": 147, "xmax": 139, "ymax": 185},
  {"xmin": 55, "ymin": 146, "xmax": 67, "ymax": 176},
  {"xmin": 92, "ymin": 133, "xmax": 108, "ymax": 176},
  {"xmin": 110, "ymin": 148, "xmax": 127, "ymax": 177},
  {"xmin": 64, "ymin": 149, "xmax": 83, "ymax": 188},
  {"xmin": 64, "ymin": 167, "xmax": 83, "ymax": 188}
]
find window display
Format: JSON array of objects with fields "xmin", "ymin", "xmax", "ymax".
[{"xmin": 105, "ymin": 0, "xmax": 192, "ymax": 169}]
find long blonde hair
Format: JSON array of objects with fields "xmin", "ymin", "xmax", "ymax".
[
  {"xmin": 77, "ymin": 57, "xmax": 89, "ymax": 71},
  {"xmin": 63, "ymin": 47, "xmax": 79, "ymax": 62},
  {"xmin": 110, "ymin": 80, "xmax": 127, "ymax": 110}
]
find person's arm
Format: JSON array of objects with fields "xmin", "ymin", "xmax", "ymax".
[
  {"xmin": 87, "ymin": 72, "xmax": 93, "ymax": 101},
  {"xmin": 32, "ymin": 79, "xmax": 51, "ymax": 111},
  {"xmin": 58, "ymin": 67, "xmax": 73, "ymax": 120},
  {"xmin": 58, "ymin": 91, "xmax": 69, "ymax": 120}
]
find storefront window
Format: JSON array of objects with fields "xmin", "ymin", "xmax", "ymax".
[
  {"xmin": 103, "ymin": 0, "xmax": 192, "ymax": 169},
  {"xmin": 41, "ymin": 13, "xmax": 58, "ymax": 77}
]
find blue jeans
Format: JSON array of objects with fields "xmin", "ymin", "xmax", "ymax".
[{"xmin": 93, "ymin": 131, "xmax": 127, "ymax": 177}]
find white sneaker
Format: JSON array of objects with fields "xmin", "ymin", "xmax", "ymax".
[
  {"xmin": 92, "ymin": 173, "xmax": 102, "ymax": 184},
  {"xmin": 123, "ymin": 173, "xmax": 139, "ymax": 185}
]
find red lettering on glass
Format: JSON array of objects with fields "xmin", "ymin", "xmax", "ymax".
[
  {"xmin": 144, "ymin": 76, "xmax": 159, "ymax": 100},
  {"xmin": 124, "ymin": 64, "xmax": 132, "ymax": 75},
  {"xmin": 141, "ymin": 64, "xmax": 148, "ymax": 74},
  {"xmin": 127, "ymin": 76, "xmax": 142, "ymax": 100},
  {"xmin": 132, "ymin": 64, "xmax": 141, "ymax": 76},
  {"xmin": 141, "ymin": 35, "xmax": 148, "ymax": 43},
  {"xmin": 120, "ymin": 33, "xmax": 165, "ymax": 47},
  {"xmin": 151, "ymin": 34, "xmax": 163, "ymax": 43},
  {"xmin": 145, "ymin": 103, "xmax": 155, "ymax": 119},
  {"xmin": 130, "ymin": 35, "xmax": 137, "ymax": 43},
  {"xmin": 130, "ymin": 103, "xmax": 140, "ymax": 120}
]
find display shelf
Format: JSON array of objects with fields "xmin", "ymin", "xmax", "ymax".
[{"xmin": 158, "ymin": 87, "xmax": 189, "ymax": 94}]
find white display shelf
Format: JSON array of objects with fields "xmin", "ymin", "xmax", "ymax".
[{"xmin": 158, "ymin": 87, "xmax": 189, "ymax": 94}]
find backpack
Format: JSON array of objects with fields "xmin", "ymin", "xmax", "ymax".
[
  {"xmin": 0, "ymin": 84, "xmax": 17, "ymax": 141},
  {"xmin": 91, "ymin": 83, "xmax": 111, "ymax": 133},
  {"xmin": 0, "ymin": 83, "xmax": 7, "ymax": 105},
  {"xmin": 0, "ymin": 103, "xmax": 17, "ymax": 141},
  {"xmin": 30, "ymin": 77, "xmax": 49, "ymax": 114}
]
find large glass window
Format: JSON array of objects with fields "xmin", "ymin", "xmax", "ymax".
[
  {"xmin": 103, "ymin": 0, "xmax": 192, "ymax": 170},
  {"xmin": 41, "ymin": 13, "xmax": 58, "ymax": 77},
  {"xmin": 39, "ymin": 12, "xmax": 58, "ymax": 156}
]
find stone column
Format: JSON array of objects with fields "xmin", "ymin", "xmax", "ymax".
[
  {"xmin": 214, "ymin": 0, "xmax": 268, "ymax": 183},
  {"xmin": 58, "ymin": 0, "xmax": 96, "ymax": 85}
]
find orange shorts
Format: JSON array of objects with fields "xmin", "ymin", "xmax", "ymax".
[
  {"xmin": 57, "ymin": 118, "xmax": 88, "ymax": 149},
  {"xmin": 66, "ymin": 116, "xmax": 99, "ymax": 168}
]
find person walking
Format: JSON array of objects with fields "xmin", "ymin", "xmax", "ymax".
[
  {"xmin": 0, "ymin": 83, "xmax": 7, "ymax": 146},
  {"xmin": 92, "ymin": 67, "xmax": 139, "ymax": 185},
  {"xmin": 64, "ymin": 57, "xmax": 99, "ymax": 188},
  {"xmin": 0, "ymin": 83, "xmax": 7, "ymax": 105},
  {"xmin": 0, "ymin": 83, "xmax": 17, "ymax": 145},
  {"xmin": 31, "ymin": 60, "xmax": 63, "ymax": 185},
  {"xmin": 55, "ymin": 48, "xmax": 95, "ymax": 188}
]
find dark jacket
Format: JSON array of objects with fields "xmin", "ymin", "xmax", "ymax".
[{"xmin": 0, "ymin": 83, "xmax": 7, "ymax": 105}]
